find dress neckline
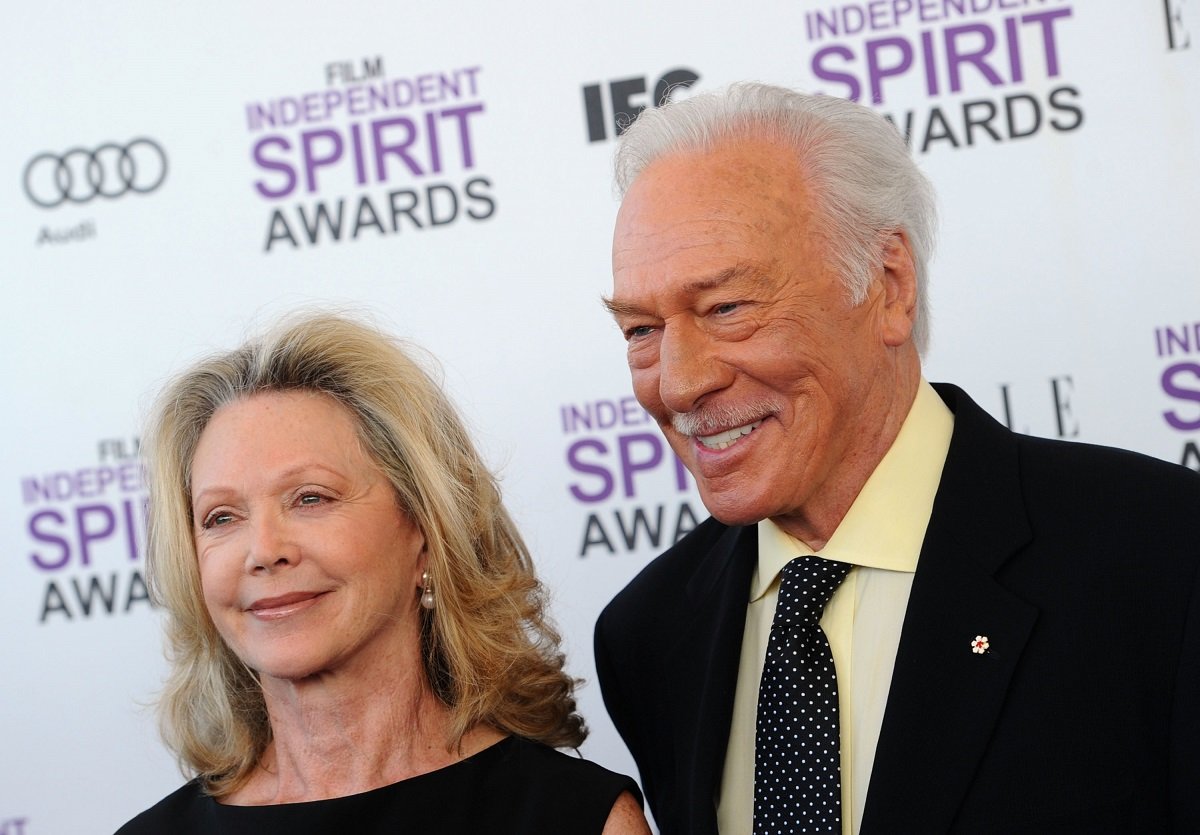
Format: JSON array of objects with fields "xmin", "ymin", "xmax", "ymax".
[{"xmin": 214, "ymin": 734, "xmax": 515, "ymax": 809}]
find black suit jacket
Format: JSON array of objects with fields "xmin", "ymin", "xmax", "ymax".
[{"xmin": 595, "ymin": 384, "xmax": 1200, "ymax": 834}]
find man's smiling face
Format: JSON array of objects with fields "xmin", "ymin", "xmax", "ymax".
[{"xmin": 609, "ymin": 135, "xmax": 912, "ymax": 542}]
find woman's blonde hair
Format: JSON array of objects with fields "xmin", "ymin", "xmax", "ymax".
[{"xmin": 144, "ymin": 312, "xmax": 584, "ymax": 796}]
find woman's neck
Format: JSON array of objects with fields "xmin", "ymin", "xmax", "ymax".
[{"xmin": 225, "ymin": 666, "xmax": 503, "ymax": 805}]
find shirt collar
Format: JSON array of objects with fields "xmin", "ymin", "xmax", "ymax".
[{"xmin": 751, "ymin": 380, "xmax": 954, "ymax": 601}]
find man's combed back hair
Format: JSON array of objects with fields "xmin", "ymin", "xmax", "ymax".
[
  {"xmin": 614, "ymin": 81, "xmax": 937, "ymax": 354},
  {"xmin": 143, "ymin": 312, "xmax": 586, "ymax": 797}
]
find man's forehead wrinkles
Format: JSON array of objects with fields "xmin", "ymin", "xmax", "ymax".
[
  {"xmin": 628, "ymin": 217, "xmax": 758, "ymax": 245},
  {"xmin": 613, "ymin": 223, "xmax": 766, "ymax": 271},
  {"xmin": 613, "ymin": 238, "xmax": 708, "ymax": 279}
]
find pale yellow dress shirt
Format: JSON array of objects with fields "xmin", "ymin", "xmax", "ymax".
[{"xmin": 716, "ymin": 381, "xmax": 954, "ymax": 835}]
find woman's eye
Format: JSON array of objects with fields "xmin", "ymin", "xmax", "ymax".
[
  {"xmin": 203, "ymin": 511, "xmax": 234, "ymax": 529},
  {"xmin": 298, "ymin": 493, "xmax": 324, "ymax": 506}
]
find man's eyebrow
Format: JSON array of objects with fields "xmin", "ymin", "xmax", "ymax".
[
  {"xmin": 602, "ymin": 264, "xmax": 770, "ymax": 318},
  {"xmin": 601, "ymin": 296, "xmax": 645, "ymax": 318}
]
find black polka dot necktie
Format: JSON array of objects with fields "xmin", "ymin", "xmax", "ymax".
[{"xmin": 753, "ymin": 556, "xmax": 853, "ymax": 834}]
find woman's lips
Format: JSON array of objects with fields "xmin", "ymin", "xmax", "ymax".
[{"xmin": 246, "ymin": 591, "xmax": 327, "ymax": 619}]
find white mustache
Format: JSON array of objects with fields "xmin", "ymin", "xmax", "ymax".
[{"xmin": 671, "ymin": 400, "xmax": 780, "ymax": 437}]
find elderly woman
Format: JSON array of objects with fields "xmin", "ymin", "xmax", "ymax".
[{"xmin": 117, "ymin": 314, "xmax": 648, "ymax": 834}]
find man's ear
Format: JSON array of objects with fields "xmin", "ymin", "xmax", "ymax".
[{"xmin": 880, "ymin": 231, "xmax": 918, "ymax": 348}]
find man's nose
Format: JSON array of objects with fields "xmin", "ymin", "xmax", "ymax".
[{"xmin": 658, "ymin": 320, "xmax": 731, "ymax": 414}]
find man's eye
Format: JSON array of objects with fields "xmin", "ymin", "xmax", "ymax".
[
  {"xmin": 626, "ymin": 325, "xmax": 656, "ymax": 340},
  {"xmin": 714, "ymin": 302, "xmax": 739, "ymax": 315}
]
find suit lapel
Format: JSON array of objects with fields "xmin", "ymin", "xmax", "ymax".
[
  {"xmin": 668, "ymin": 523, "xmax": 756, "ymax": 835},
  {"xmin": 861, "ymin": 385, "xmax": 1039, "ymax": 833}
]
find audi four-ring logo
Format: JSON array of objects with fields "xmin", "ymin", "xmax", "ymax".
[{"xmin": 23, "ymin": 138, "xmax": 168, "ymax": 208}]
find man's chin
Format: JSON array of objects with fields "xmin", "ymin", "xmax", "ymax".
[{"xmin": 696, "ymin": 491, "xmax": 770, "ymax": 529}]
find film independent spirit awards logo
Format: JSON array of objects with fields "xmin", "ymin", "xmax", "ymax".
[{"xmin": 22, "ymin": 138, "xmax": 168, "ymax": 208}]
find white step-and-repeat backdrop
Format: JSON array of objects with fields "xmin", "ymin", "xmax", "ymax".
[{"xmin": 2, "ymin": 1, "xmax": 1197, "ymax": 832}]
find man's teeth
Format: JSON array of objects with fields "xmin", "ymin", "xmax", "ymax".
[{"xmin": 697, "ymin": 420, "xmax": 762, "ymax": 450}]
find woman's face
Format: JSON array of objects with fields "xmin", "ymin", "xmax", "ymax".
[{"xmin": 189, "ymin": 390, "xmax": 426, "ymax": 683}]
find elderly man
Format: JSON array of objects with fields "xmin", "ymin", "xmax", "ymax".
[{"xmin": 593, "ymin": 83, "xmax": 1200, "ymax": 835}]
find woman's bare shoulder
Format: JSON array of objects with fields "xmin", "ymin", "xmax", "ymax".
[{"xmin": 602, "ymin": 789, "xmax": 652, "ymax": 835}]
